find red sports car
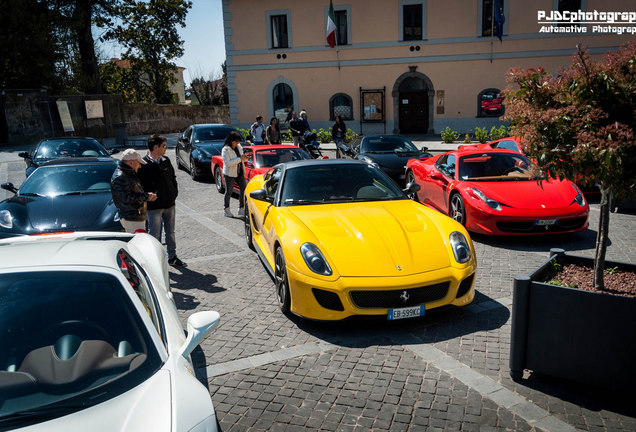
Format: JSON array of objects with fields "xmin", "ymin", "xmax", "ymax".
[
  {"xmin": 404, "ymin": 149, "xmax": 589, "ymax": 235},
  {"xmin": 211, "ymin": 144, "xmax": 312, "ymax": 193}
]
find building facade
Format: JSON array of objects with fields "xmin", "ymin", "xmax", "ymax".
[{"xmin": 222, "ymin": 0, "xmax": 634, "ymax": 134}]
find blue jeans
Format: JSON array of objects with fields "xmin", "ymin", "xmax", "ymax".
[{"xmin": 146, "ymin": 206, "xmax": 177, "ymax": 259}]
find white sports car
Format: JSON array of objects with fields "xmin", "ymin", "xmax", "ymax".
[{"xmin": 0, "ymin": 232, "xmax": 220, "ymax": 431}]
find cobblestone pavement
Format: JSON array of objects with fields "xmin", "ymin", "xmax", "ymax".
[{"xmin": 2, "ymin": 147, "xmax": 635, "ymax": 431}]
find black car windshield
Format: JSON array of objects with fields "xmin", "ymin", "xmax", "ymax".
[
  {"xmin": 360, "ymin": 136, "xmax": 419, "ymax": 154},
  {"xmin": 254, "ymin": 148, "xmax": 311, "ymax": 168},
  {"xmin": 19, "ymin": 164, "xmax": 116, "ymax": 197},
  {"xmin": 34, "ymin": 139, "xmax": 110, "ymax": 160},
  {"xmin": 281, "ymin": 163, "xmax": 407, "ymax": 205},
  {"xmin": 0, "ymin": 271, "xmax": 162, "ymax": 426},
  {"xmin": 458, "ymin": 153, "xmax": 546, "ymax": 181},
  {"xmin": 193, "ymin": 127, "xmax": 236, "ymax": 142}
]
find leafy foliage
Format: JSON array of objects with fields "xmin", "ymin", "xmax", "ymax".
[
  {"xmin": 488, "ymin": 125, "xmax": 509, "ymax": 141},
  {"xmin": 474, "ymin": 127, "xmax": 489, "ymax": 143},
  {"xmin": 315, "ymin": 129, "xmax": 332, "ymax": 143},
  {"xmin": 100, "ymin": 0, "xmax": 192, "ymax": 103},
  {"xmin": 441, "ymin": 127, "xmax": 460, "ymax": 143},
  {"xmin": 503, "ymin": 41, "xmax": 636, "ymax": 289},
  {"xmin": 463, "ymin": 133, "xmax": 473, "ymax": 143}
]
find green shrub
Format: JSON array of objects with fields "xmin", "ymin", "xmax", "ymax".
[
  {"xmin": 474, "ymin": 127, "xmax": 489, "ymax": 143},
  {"xmin": 281, "ymin": 131, "xmax": 292, "ymax": 142},
  {"xmin": 315, "ymin": 128, "xmax": 332, "ymax": 143},
  {"xmin": 488, "ymin": 125, "xmax": 509, "ymax": 141},
  {"xmin": 463, "ymin": 133, "xmax": 472, "ymax": 143},
  {"xmin": 441, "ymin": 127, "xmax": 460, "ymax": 143},
  {"xmin": 345, "ymin": 128, "xmax": 358, "ymax": 143},
  {"xmin": 237, "ymin": 128, "xmax": 251, "ymax": 142}
]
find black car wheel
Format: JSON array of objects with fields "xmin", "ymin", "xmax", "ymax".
[
  {"xmin": 449, "ymin": 193, "xmax": 466, "ymax": 226},
  {"xmin": 274, "ymin": 248, "xmax": 291, "ymax": 314},
  {"xmin": 189, "ymin": 157, "xmax": 200, "ymax": 181},
  {"xmin": 244, "ymin": 198, "xmax": 255, "ymax": 251},
  {"xmin": 405, "ymin": 171, "xmax": 418, "ymax": 201},
  {"xmin": 214, "ymin": 166, "xmax": 225, "ymax": 194}
]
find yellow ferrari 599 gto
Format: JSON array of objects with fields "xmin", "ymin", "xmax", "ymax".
[{"xmin": 244, "ymin": 160, "xmax": 477, "ymax": 321}]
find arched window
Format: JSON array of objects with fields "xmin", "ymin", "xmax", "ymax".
[
  {"xmin": 273, "ymin": 83, "xmax": 294, "ymax": 123},
  {"xmin": 329, "ymin": 93, "xmax": 353, "ymax": 121},
  {"xmin": 478, "ymin": 88, "xmax": 504, "ymax": 117}
]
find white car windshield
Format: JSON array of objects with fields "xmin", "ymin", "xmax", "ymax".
[{"xmin": 0, "ymin": 271, "xmax": 162, "ymax": 428}]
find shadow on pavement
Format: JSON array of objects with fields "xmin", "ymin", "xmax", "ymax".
[
  {"xmin": 170, "ymin": 267, "xmax": 223, "ymax": 311},
  {"xmin": 518, "ymin": 372, "xmax": 636, "ymax": 418},
  {"xmin": 287, "ymin": 290, "xmax": 510, "ymax": 349},
  {"xmin": 471, "ymin": 228, "xmax": 603, "ymax": 253}
]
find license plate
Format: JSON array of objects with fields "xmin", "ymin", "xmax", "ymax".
[
  {"xmin": 536, "ymin": 219, "xmax": 558, "ymax": 226},
  {"xmin": 388, "ymin": 305, "xmax": 425, "ymax": 320}
]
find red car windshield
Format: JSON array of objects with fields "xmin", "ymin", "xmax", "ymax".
[
  {"xmin": 458, "ymin": 153, "xmax": 544, "ymax": 181},
  {"xmin": 254, "ymin": 148, "xmax": 311, "ymax": 168}
]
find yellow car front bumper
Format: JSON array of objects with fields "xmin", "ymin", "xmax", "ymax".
[{"xmin": 286, "ymin": 264, "xmax": 476, "ymax": 321}]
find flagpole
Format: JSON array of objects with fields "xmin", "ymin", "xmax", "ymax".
[{"xmin": 490, "ymin": 0, "xmax": 494, "ymax": 63}]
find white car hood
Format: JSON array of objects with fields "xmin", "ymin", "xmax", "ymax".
[{"xmin": 18, "ymin": 370, "xmax": 172, "ymax": 432}]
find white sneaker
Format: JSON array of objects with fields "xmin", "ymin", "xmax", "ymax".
[
  {"xmin": 237, "ymin": 208, "xmax": 245, "ymax": 217},
  {"xmin": 224, "ymin": 208, "xmax": 233, "ymax": 218}
]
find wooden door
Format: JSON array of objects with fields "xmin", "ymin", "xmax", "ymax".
[{"xmin": 399, "ymin": 92, "xmax": 428, "ymax": 134}]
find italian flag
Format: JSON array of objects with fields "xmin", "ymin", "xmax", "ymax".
[{"xmin": 326, "ymin": 0, "xmax": 336, "ymax": 48}]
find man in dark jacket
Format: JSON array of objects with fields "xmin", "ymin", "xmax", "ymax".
[
  {"xmin": 137, "ymin": 134, "xmax": 186, "ymax": 267},
  {"xmin": 288, "ymin": 111, "xmax": 307, "ymax": 147},
  {"xmin": 111, "ymin": 149, "xmax": 157, "ymax": 233}
]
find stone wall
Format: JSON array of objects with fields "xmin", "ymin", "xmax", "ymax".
[
  {"xmin": 122, "ymin": 104, "xmax": 229, "ymax": 136},
  {"xmin": 0, "ymin": 88, "xmax": 230, "ymax": 146}
]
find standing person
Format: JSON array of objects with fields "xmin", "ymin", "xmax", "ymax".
[
  {"xmin": 137, "ymin": 134, "xmax": 186, "ymax": 267},
  {"xmin": 299, "ymin": 110, "xmax": 310, "ymax": 131},
  {"xmin": 222, "ymin": 131, "xmax": 250, "ymax": 218},
  {"xmin": 266, "ymin": 117, "xmax": 281, "ymax": 144},
  {"xmin": 250, "ymin": 115, "xmax": 266, "ymax": 145},
  {"xmin": 289, "ymin": 111, "xmax": 306, "ymax": 147},
  {"xmin": 111, "ymin": 149, "xmax": 157, "ymax": 233},
  {"xmin": 331, "ymin": 115, "xmax": 347, "ymax": 158}
]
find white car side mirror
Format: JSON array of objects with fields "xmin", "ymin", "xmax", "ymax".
[{"xmin": 179, "ymin": 310, "xmax": 220, "ymax": 358}]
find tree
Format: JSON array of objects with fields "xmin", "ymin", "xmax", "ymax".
[
  {"xmin": 101, "ymin": 0, "xmax": 192, "ymax": 104},
  {"xmin": 0, "ymin": 0, "xmax": 61, "ymax": 90},
  {"xmin": 503, "ymin": 40, "xmax": 636, "ymax": 290}
]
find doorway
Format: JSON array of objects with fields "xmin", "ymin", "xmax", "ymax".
[
  {"xmin": 392, "ymin": 69, "xmax": 434, "ymax": 134},
  {"xmin": 399, "ymin": 92, "xmax": 428, "ymax": 134}
]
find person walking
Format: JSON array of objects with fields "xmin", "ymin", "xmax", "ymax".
[
  {"xmin": 222, "ymin": 131, "xmax": 250, "ymax": 218},
  {"xmin": 299, "ymin": 110, "xmax": 310, "ymax": 131},
  {"xmin": 111, "ymin": 149, "xmax": 157, "ymax": 233},
  {"xmin": 289, "ymin": 112, "xmax": 306, "ymax": 147},
  {"xmin": 265, "ymin": 117, "xmax": 281, "ymax": 144},
  {"xmin": 250, "ymin": 115, "xmax": 266, "ymax": 145},
  {"xmin": 331, "ymin": 115, "xmax": 347, "ymax": 158},
  {"xmin": 137, "ymin": 134, "xmax": 187, "ymax": 267}
]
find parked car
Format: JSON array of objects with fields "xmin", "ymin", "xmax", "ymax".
[
  {"xmin": 405, "ymin": 148, "xmax": 590, "ymax": 235},
  {"xmin": 18, "ymin": 137, "xmax": 117, "ymax": 177},
  {"xmin": 459, "ymin": 136, "xmax": 600, "ymax": 197},
  {"xmin": 244, "ymin": 159, "xmax": 476, "ymax": 321},
  {"xmin": 0, "ymin": 231, "xmax": 221, "ymax": 431},
  {"xmin": 211, "ymin": 144, "xmax": 312, "ymax": 194},
  {"xmin": 0, "ymin": 158, "xmax": 122, "ymax": 238},
  {"xmin": 338, "ymin": 135, "xmax": 432, "ymax": 185},
  {"xmin": 176, "ymin": 124, "xmax": 240, "ymax": 180}
]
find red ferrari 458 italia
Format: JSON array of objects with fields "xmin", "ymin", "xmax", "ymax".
[
  {"xmin": 211, "ymin": 144, "xmax": 312, "ymax": 194},
  {"xmin": 405, "ymin": 149, "xmax": 589, "ymax": 235}
]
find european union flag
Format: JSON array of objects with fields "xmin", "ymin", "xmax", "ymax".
[{"xmin": 494, "ymin": 0, "xmax": 505, "ymax": 42}]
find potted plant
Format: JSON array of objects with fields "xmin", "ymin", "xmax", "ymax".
[{"xmin": 503, "ymin": 41, "xmax": 636, "ymax": 389}]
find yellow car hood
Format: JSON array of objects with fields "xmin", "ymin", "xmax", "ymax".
[{"xmin": 287, "ymin": 200, "xmax": 452, "ymax": 277}]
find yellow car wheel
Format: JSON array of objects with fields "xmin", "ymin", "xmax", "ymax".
[
  {"xmin": 274, "ymin": 248, "xmax": 291, "ymax": 314},
  {"xmin": 243, "ymin": 198, "xmax": 255, "ymax": 251}
]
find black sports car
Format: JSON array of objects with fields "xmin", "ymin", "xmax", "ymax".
[
  {"xmin": 0, "ymin": 158, "xmax": 122, "ymax": 238},
  {"xmin": 18, "ymin": 137, "xmax": 117, "ymax": 177},
  {"xmin": 175, "ymin": 123, "xmax": 241, "ymax": 180},
  {"xmin": 338, "ymin": 135, "xmax": 432, "ymax": 185}
]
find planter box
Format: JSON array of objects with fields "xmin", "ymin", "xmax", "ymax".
[{"xmin": 510, "ymin": 249, "xmax": 636, "ymax": 390}]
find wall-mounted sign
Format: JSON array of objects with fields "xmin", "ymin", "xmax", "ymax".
[
  {"xmin": 360, "ymin": 89, "xmax": 384, "ymax": 122},
  {"xmin": 56, "ymin": 100, "xmax": 75, "ymax": 132},
  {"xmin": 85, "ymin": 100, "xmax": 104, "ymax": 119},
  {"xmin": 402, "ymin": 99, "xmax": 409, "ymax": 104}
]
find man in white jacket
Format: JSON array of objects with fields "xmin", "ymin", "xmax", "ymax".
[{"xmin": 221, "ymin": 131, "xmax": 249, "ymax": 217}]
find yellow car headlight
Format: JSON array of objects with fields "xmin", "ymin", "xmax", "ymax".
[
  {"xmin": 301, "ymin": 243, "xmax": 332, "ymax": 276},
  {"xmin": 449, "ymin": 231, "xmax": 471, "ymax": 264}
]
